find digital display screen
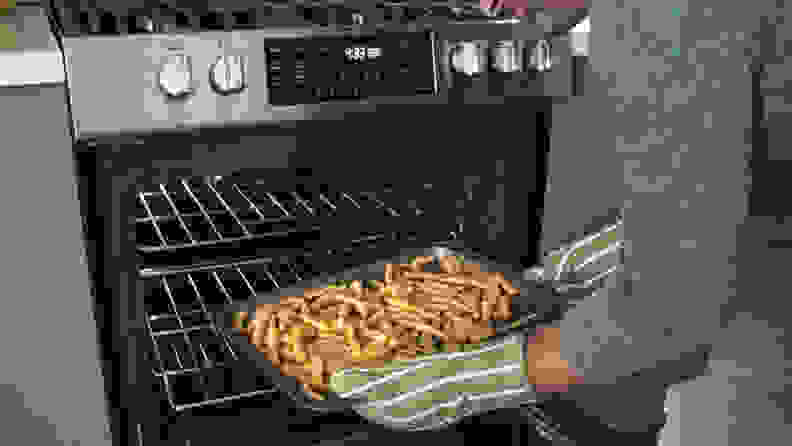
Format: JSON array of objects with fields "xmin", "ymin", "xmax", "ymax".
[
  {"xmin": 266, "ymin": 32, "xmax": 435, "ymax": 106},
  {"xmin": 343, "ymin": 46, "xmax": 383, "ymax": 62}
]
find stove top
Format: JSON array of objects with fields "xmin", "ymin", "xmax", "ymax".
[{"xmin": 50, "ymin": 0, "xmax": 511, "ymax": 36}]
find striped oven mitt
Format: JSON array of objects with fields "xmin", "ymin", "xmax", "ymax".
[
  {"xmin": 540, "ymin": 215, "xmax": 624, "ymax": 294},
  {"xmin": 329, "ymin": 215, "xmax": 625, "ymax": 431},
  {"xmin": 329, "ymin": 332, "xmax": 535, "ymax": 431}
]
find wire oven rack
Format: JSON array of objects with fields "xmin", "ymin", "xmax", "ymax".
[
  {"xmin": 143, "ymin": 237, "xmax": 483, "ymax": 411},
  {"xmin": 140, "ymin": 177, "xmax": 460, "ymax": 411},
  {"xmin": 136, "ymin": 178, "xmax": 453, "ymax": 265},
  {"xmin": 143, "ymin": 253, "xmax": 331, "ymax": 411}
]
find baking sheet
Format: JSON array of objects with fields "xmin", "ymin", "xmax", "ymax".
[{"xmin": 212, "ymin": 243, "xmax": 568, "ymax": 412}]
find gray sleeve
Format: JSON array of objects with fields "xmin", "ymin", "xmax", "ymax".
[{"xmin": 548, "ymin": 0, "xmax": 768, "ymax": 385}]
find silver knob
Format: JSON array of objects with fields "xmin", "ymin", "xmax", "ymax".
[
  {"xmin": 479, "ymin": 0, "xmax": 504, "ymax": 17},
  {"xmin": 210, "ymin": 55, "xmax": 246, "ymax": 95},
  {"xmin": 529, "ymin": 40, "xmax": 553, "ymax": 72},
  {"xmin": 450, "ymin": 42, "xmax": 487, "ymax": 76},
  {"xmin": 492, "ymin": 40, "xmax": 523, "ymax": 73},
  {"xmin": 158, "ymin": 54, "xmax": 193, "ymax": 98}
]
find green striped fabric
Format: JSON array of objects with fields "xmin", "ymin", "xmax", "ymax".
[
  {"xmin": 545, "ymin": 218, "xmax": 624, "ymax": 288},
  {"xmin": 329, "ymin": 333, "xmax": 534, "ymax": 431}
]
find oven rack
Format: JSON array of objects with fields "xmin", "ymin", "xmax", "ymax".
[
  {"xmin": 140, "ymin": 251, "xmax": 566, "ymax": 440},
  {"xmin": 142, "ymin": 261, "xmax": 289, "ymax": 411},
  {"xmin": 142, "ymin": 233, "xmax": 467, "ymax": 411},
  {"xmin": 136, "ymin": 178, "xmax": 450, "ymax": 261}
]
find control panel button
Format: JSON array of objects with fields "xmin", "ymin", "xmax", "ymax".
[
  {"xmin": 450, "ymin": 42, "xmax": 486, "ymax": 76},
  {"xmin": 209, "ymin": 55, "xmax": 246, "ymax": 95},
  {"xmin": 158, "ymin": 54, "xmax": 194, "ymax": 98}
]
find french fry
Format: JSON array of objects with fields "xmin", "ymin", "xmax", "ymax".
[
  {"xmin": 501, "ymin": 293, "xmax": 513, "ymax": 320},
  {"xmin": 344, "ymin": 326, "xmax": 361, "ymax": 357},
  {"xmin": 311, "ymin": 380, "xmax": 330, "ymax": 393},
  {"xmin": 291, "ymin": 326, "xmax": 308, "ymax": 363},
  {"xmin": 350, "ymin": 280, "xmax": 363, "ymax": 295},
  {"xmin": 428, "ymin": 295, "xmax": 473, "ymax": 313},
  {"xmin": 377, "ymin": 320, "xmax": 399, "ymax": 344},
  {"xmin": 304, "ymin": 288, "xmax": 328, "ymax": 299},
  {"xmin": 459, "ymin": 291, "xmax": 482, "ymax": 318},
  {"xmin": 496, "ymin": 273, "xmax": 520, "ymax": 295},
  {"xmin": 420, "ymin": 302, "xmax": 453, "ymax": 313},
  {"xmin": 268, "ymin": 315, "xmax": 280, "ymax": 366},
  {"xmin": 418, "ymin": 283, "xmax": 457, "ymax": 298},
  {"xmin": 312, "ymin": 356, "xmax": 325, "ymax": 387},
  {"xmin": 421, "ymin": 333, "xmax": 434, "ymax": 350},
  {"xmin": 277, "ymin": 307, "xmax": 297, "ymax": 330},
  {"xmin": 469, "ymin": 323, "xmax": 496, "ymax": 343},
  {"xmin": 403, "ymin": 272, "xmax": 484, "ymax": 289},
  {"xmin": 483, "ymin": 277, "xmax": 499, "ymax": 321},
  {"xmin": 280, "ymin": 347, "xmax": 299, "ymax": 362},
  {"xmin": 495, "ymin": 289, "xmax": 510, "ymax": 320},
  {"xmin": 367, "ymin": 308, "xmax": 387, "ymax": 326},
  {"xmin": 251, "ymin": 315, "xmax": 268, "ymax": 350},
  {"xmin": 438, "ymin": 256, "xmax": 455, "ymax": 274},
  {"xmin": 283, "ymin": 297, "xmax": 309, "ymax": 311},
  {"xmin": 363, "ymin": 341, "xmax": 389, "ymax": 360},
  {"xmin": 254, "ymin": 303, "xmax": 279, "ymax": 319},
  {"xmin": 336, "ymin": 303, "xmax": 351, "ymax": 333},
  {"xmin": 310, "ymin": 298, "xmax": 328, "ymax": 311},
  {"xmin": 300, "ymin": 314, "xmax": 329, "ymax": 331},
  {"xmin": 392, "ymin": 318, "xmax": 449, "ymax": 341},
  {"xmin": 246, "ymin": 319, "xmax": 258, "ymax": 345},
  {"xmin": 385, "ymin": 264, "xmax": 396, "ymax": 284},
  {"xmin": 303, "ymin": 383, "xmax": 325, "ymax": 401},
  {"xmin": 385, "ymin": 297, "xmax": 418, "ymax": 312},
  {"xmin": 301, "ymin": 324, "xmax": 318, "ymax": 339},
  {"xmin": 386, "ymin": 307, "xmax": 424, "ymax": 323},
  {"xmin": 360, "ymin": 327, "xmax": 389, "ymax": 344},
  {"xmin": 461, "ymin": 262, "xmax": 482, "ymax": 275}
]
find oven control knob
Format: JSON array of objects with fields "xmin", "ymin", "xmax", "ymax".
[
  {"xmin": 529, "ymin": 40, "xmax": 553, "ymax": 72},
  {"xmin": 450, "ymin": 42, "xmax": 487, "ymax": 76},
  {"xmin": 210, "ymin": 55, "xmax": 246, "ymax": 95},
  {"xmin": 492, "ymin": 40, "xmax": 523, "ymax": 73},
  {"xmin": 158, "ymin": 54, "xmax": 194, "ymax": 98}
]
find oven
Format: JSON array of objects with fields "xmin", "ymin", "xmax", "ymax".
[{"xmin": 43, "ymin": 1, "xmax": 616, "ymax": 445}]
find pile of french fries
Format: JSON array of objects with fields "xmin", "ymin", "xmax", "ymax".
[{"xmin": 233, "ymin": 255, "xmax": 521, "ymax": 400}]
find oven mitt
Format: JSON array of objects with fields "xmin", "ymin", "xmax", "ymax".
[
  {"xmin": 329, "ymin": 332, "xmax": 536, "ymax": 431},
  {"xmin": 542, "ymin": 216, "xmax": 624, "ymax": 293},
  {"xmin": 328, "ymin": 216, "xmax": 623, "ymax": 431}
]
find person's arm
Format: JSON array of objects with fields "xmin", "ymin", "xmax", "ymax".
[{"xmin": 531, "ymin": 0, "xmax": 764, "ymax": 390}]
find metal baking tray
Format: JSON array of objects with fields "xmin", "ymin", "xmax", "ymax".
[{"xmin": 211, "ymin": 242, "xmax": 571, "ymax": 413}]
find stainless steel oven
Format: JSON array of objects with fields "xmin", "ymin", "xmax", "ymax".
[{"xmin": 40, "ymin": 1, "xmax": 618, "ymax": 445}]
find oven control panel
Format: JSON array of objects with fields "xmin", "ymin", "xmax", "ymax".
[
  {"xmin": 64, "ymin": 25, "xmax": 577, "ymax": 138},
  {"xmin": 264, "ymin": 32, "xmax": 437, "ymax": 106}
]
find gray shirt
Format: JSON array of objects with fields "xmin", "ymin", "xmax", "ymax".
[{"xmin": 541, "ymin": 0, "xmax": 790, "ymax": 435}]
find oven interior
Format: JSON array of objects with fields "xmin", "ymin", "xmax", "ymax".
[{"xmin": 74, "ymin": 100, "xmax": 564, "ymax": 444}]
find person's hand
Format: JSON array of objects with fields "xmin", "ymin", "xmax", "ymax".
[{"xmin": 524, "ymin": 326, "xmax": 582, "ymax": 393}]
